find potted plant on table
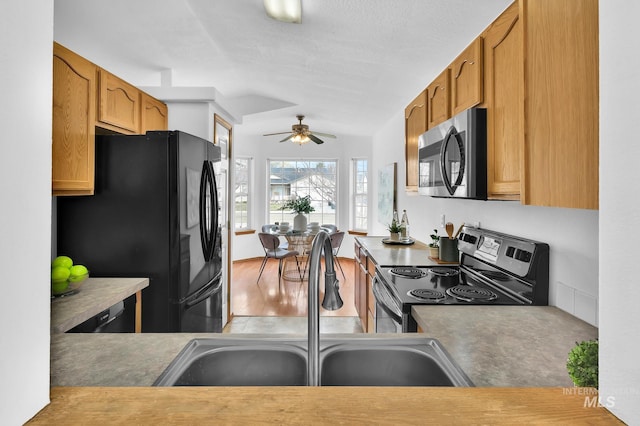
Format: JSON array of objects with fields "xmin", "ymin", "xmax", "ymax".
[
  {"xmin": 388, "ymin": 220, "xmax": 403, "ymax": 241},
  {"xmin": 566, "ymin": 339, "xmax": 598, "ymax": 387},
  {"xmin": 282, "ymin": 195, "xmax": 315, "ymax": 231},
  {"xmin": 428, "ymin": 229, "xmax": 440, "ymax": 258}
]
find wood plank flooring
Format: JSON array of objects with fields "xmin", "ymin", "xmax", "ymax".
[{"xmin": 230, "ymin": 256, "xmax": 357, "ymax": 317}]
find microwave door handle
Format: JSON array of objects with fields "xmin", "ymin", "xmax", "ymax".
[{"xmin": 439, "ymin": 126, "xmax": 456, "ymax": 195}]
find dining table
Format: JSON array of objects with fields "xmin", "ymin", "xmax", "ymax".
[{"xmin": 267, "ymin": 226, "xmax": 335, "ymax": 282}]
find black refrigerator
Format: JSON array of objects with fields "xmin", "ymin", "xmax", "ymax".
[{"xmin": 57, "ymin": 131, "xmax": 223, "ymax": 333}]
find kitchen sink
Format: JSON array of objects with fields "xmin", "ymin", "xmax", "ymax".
[
  {"xmin": 153, "ymin": 337, "xmax": 473, "ymax": 387},
  {"xmin": 320, "ymin": 339, "xmax": 469, "ymax": 386},
  {"xmin": 153, "ymin": 338, "xmax": 308, "ymax": 386}
]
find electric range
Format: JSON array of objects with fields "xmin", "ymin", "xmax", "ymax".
[{"xmin": 372, "ymin": 226, "xmax": 549, "ymax": 332}]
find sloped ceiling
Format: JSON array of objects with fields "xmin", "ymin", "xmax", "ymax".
[{"xmin": 54, "ymin": 0, "xmax": 511, "ymax": 138}]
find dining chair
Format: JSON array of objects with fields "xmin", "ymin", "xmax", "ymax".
[
  {"xmin": 261, "ymin": 224, "xmax": 288, "ymax": 250},
  {"xmin": 320, "ymin": 224, "xmax": 338, "ymax": 233},
  {"xmin": 257, "ymin": 232, "xmax": 301, "ymax": 287},
  {"xmin": 329, "ymin": 231, "xmax": 346, "ymax": 278}
]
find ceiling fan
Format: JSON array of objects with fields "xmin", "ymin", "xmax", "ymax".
[{"xmin": 263, "ymin": 115, "xmax": 337, "ymax": 145}]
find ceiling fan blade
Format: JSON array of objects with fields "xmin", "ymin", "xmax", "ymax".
[
  {"xmin": 310, "ymin": 131, "xmax": 336, "ymax": 138},
  {"xmin": 279, "ymin": 135, "xmax": 294, "ymax": 143},
  {"xmin": 307, "ymin": 134, "xmax": 325, "ymax": 144},
  {"xmin": 263, "ymin": 131, "xmax": 294, "ymax": 136}
]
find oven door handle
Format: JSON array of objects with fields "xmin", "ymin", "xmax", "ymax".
[{"xmin": 372, "ymin": 275, "xmax": 403, "ymax": 323}]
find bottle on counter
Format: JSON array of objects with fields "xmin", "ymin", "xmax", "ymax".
[{"xmin": 400, "ymin": 209, "xmax": 410, "ymax": 241}]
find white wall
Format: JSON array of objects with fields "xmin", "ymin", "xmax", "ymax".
[
  {"xmin": 232, "ymin": 128, "xmax": 373, "ymax": 261},
  {"xmin": 0, "ymin": 1, "xmax": 53, "ymax": 424},
  {"xmin": 599, "ymin": 1, "xmax": 640, "ymax": 422},
  {"xmin": 370, "ymin": 110, "xmax": 600, "ymax": 326}
]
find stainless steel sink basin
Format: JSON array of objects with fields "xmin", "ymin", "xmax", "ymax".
[
  {"xmin": 153, "ymin": 337, "xmax": 473, "ymax": 387},
  {"xmin": 320, "ymin": 338, "xmax": 471, "ymax": 386},
  {"xmin": 153, "ymin": 338, "xmax": 308, "ymax": 386}
]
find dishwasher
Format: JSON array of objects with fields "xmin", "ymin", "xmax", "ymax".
[{"xmin": 68, "ymin": 295, "xmax": 135, "ymax": 333}]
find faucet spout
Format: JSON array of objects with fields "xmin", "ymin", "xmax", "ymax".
[{"xmin": 307, "ymin": 230, "xmax": 343, "ymax": 386}]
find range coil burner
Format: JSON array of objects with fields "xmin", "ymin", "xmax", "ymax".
[
  {"xmin": 389, "ymin": 267, "xmax": 427, "ymax": 279},
  {"xmin": 446, "ymin": 286, "xmax": 498, "ymax": 302},
  {"xmin": 428, "ymin": 267, "xmax": 459, "ymax": 277},
  {"xmin": 408, "ymin": 288, "xmax": 446, "ymax": 302}
]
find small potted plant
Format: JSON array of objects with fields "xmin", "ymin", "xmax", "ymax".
[
  {"xmin": 388, "ymin": 221, "xmax": 402, "ymax": 241},
  {"xmin": 567, "ymin": 339, "xmax": 598, "ymax": 388},
  {"xmin": 282, "ymin": 195, "xmax": 315, "ymax": 231},
  {"xmin": 428, "ymin": 229, "xmax": 440, "ymax": 258}
]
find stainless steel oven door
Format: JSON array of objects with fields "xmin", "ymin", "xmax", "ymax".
[{"xmin": 372, "ymin": 275, "xmax": 402, "ymax": 333}]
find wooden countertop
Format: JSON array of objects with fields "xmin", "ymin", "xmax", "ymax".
[
  {"xmin": 28, "ymin": 387, "xmax": 622, "ymax": 424},
  {"xmin": 50, "ymin": 277, "xmax": 149, "ymax": 333},
  {"xmin": 412, "ymin": 305, "xmax": 598, "ymax": 387}
]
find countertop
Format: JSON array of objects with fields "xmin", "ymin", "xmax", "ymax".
[
  {"xmin": 50, "ymin": 277, "xmax": 149, "ymax": 333},
  {"xmin": 355, "ymin": 236, "xmax": 446, "ymax": 267},
  {"xmin": 29, "ymin": 387, "xmax": 622, "ymax": 424},
  {"xmin": 412, "ymin": 305, "xmax": 598, "ymax": 387}
]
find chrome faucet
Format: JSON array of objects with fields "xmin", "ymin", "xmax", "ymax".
[{"xmin": 307, "ymin": 230, "xmax": 343, "ymax": 386}]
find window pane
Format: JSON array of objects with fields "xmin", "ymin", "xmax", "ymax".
[{"xmin": 268, "ymin": 159, "xmax": 337, "ymax": 226}]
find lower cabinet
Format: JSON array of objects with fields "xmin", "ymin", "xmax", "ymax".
[{"xmin": 354, "ymin": 241, "xmax": 376, "ymax": 333}]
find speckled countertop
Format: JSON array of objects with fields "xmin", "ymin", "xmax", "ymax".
[
  {"xmin": 50, "ymin": 277, "xmax": 149, "ymax": 333},
  {"xmin": 356, "ymin": 236, "xmax": 449, "ymax": 267},
  {"xmin": 412, "ymin": 305, "xmax": 598, "ymax": 387}
]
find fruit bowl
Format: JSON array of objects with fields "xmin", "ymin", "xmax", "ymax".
[{"xmin": 51, "ymin": 273, "xmax": 89, "ymax": 297}]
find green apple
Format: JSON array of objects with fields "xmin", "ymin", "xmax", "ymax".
[
  {"xmin": 52, "ymin": 255, "xmax": 73, "ymax": 269},
  {"xmin": 52, "ymin": 280, "xmax": 69, "ymax": 293},
  {"xmin": 69, "ymin": 264, "xmax": 88, "ymax": 281},
  {"xmin": 51, "ymin": 266, "xmax": 71, "ymax": 282}
]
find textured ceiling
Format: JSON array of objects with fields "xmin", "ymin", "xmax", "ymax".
[{"xmin": 53, "ymin": 0, "xmax": 512, "ymax": 138}]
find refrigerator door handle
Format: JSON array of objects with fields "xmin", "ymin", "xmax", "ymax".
[
  {"xmin": 199, "ymin": 161, "xmax": 214, "ymax": 261},
  {"xmin": 184, "ymin": 272, "xmax": 223, "ymax": 308},
  {"xmin": 208, "ymin": 160, "xmax": 220, "ymax": 257}
]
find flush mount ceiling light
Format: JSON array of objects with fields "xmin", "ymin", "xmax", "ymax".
[{"xmin": 263, "ymin": 0, "xmax": 302, "ymax": 24}]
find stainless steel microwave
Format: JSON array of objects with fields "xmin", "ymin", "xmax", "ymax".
[{"xmin": 418, "ymin": 107, "xmax": 487, "ymax": 199}]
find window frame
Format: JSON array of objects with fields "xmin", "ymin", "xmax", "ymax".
[
  {"xmin": 233, "ymin": 156, "xmax": 252, "ymax": 231},
  {"xmin": 351, "ymin": 157, "xmax": 368, "ymax": 232},
  {"xmin": 266, "ymin": 158, "xmax": 339, "ymax": 227}
]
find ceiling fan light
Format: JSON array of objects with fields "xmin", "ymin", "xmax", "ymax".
[
  {"xmin": 263, "ymin": 0, "xmax": 302, "ymax": 24},
  {"xmin": 292, "ymin": 134, "xmax": 310, "ymax": 145}
]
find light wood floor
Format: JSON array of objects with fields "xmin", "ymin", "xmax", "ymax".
[{"xmin": 230, "ymin": 256, "xmax": 358, "ymax": 317}]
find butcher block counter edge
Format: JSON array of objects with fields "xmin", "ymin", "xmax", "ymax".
[
  {"xmin": 50, "ymin": 277, "xmax": 149, "ymax": 333},
  {"xmin": 28, "ymin": 387, "xmax": 622, "ymax": 424}
]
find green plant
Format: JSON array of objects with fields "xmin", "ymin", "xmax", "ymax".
[
  {"xmin": 388, "ymin": 221, "xmax": 402, "ymax": 233},
  {"xmin": 281, "ymin": 195, "xmax": 315, "ymax": 214},
  {"xmin": 429, "ymin": 229, "xmax": 440, "ymax": 248},
  {"xmin": 567, "ymin": 339, "xmax": 598, "ymax": 387}
]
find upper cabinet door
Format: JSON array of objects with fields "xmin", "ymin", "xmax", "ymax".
[
  {"xmin": 97, "ymin": 69, "xmax": 140, "ymax": 134},
  {"xmin": 404, "ymin": 90, "xmax": 427, "ymax": 192},
  {"xmin": 52, "ymin": 42, "xmax": 97, "ymax": 195},
  {"xmin": 451, "ymin": 37, "xmax": 483, "ymax": 115},
  {"xmin": 427, "ymin": 69, "xmax": 450, "ymax": 129},
  {"xmin": 483, "ymin": 2, "xmax": 523, "ymax": 200},
  {"xmin": 140, "ymin": 92, "xmax": 168, "ymax": 133}
]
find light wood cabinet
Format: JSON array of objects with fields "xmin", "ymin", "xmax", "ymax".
[
  {"xmin": 481, "ymin": 0, "xmax": 598, "ymax": 209},
  {"xmin": 521, "ymin": 0, "xmax": 598, "ymax": 209},
  {"xmin": 97, "ymin": 69, "xmax": 141, "ymax": 134},
  {"xmin": 52, "ymin": 42, "xmax": 97, "ymax": 195},
  {"xmin": 482, "ymin": 2, "xmax": 523, "ymax": 200},
  {"xmin": 427, "ymin": 69, "xmax": 450, "ymax": 129},
  {"xmin": 354, "ymin": 241, "xmax": 375, "ymax": 333},
  {"xmin": 404, "ymin": 90, "xmax": 427, "ymax": 192},
  {"xmin": 140, "ymin": 92, "xmax": 169, "ymax": 133},
  {"xmin": 450, "ymin": 37, "xmax": 483, "ymax": 116}
]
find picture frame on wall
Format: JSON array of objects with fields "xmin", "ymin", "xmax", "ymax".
[
  {"xmin": 378, "ymin": 162, "xmax": 397, "ymax": 226},
  {"xmin": 214, "ymin": 113, "xmax": 232, "ymax": 160}
]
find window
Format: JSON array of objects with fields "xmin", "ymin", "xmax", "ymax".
[
  {"xmin": 234, "ymin": 157, "xmax": 251, "ymax": 230},
  {"xmin": 351, "ymin": 158, "xmax": 368, "ymax": 231},
  {"xmin": 268, "ymin": 159, "xmax": 337, "ymax": 226}
]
